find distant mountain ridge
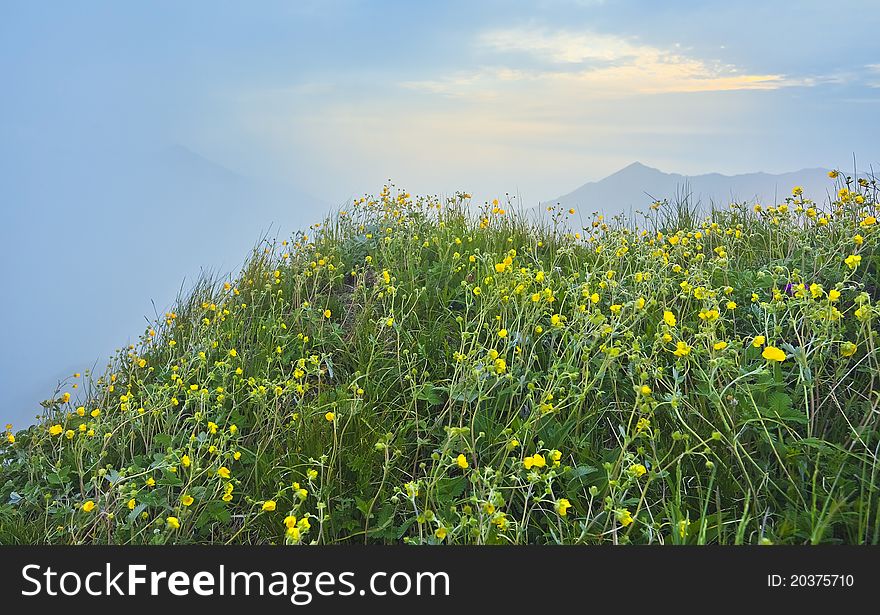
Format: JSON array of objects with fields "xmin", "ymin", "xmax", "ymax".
[{"xmin": 541, "ymin": 162, "xmax": 837, "ymax": 217}]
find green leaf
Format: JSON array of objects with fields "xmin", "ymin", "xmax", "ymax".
[
  {"xmin": 567, "ymin": 464, "xmax": 598, "ymax": 480},
  {"xmin": 415, "ymin": 383, "xmax": 445, "ymax": 405},
  {"xmin": 435, "ymin": 476, "xmax": 467, "ymax": 501},
  {"xmin": 127, "ymin": 503, "xmax": 148, "ymax": 523}
]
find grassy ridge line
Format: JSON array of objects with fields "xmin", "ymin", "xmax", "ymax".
[{"xmin": 1, "ymin": 175, "xmax": 879, "ymax": 545}]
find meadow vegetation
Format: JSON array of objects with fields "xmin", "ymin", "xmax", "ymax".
[{"xmin": 2, "ymin": 172, "xmax": 879, "ymax": 545}]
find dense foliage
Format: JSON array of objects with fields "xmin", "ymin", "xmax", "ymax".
[{"xmin": 2, "ymin": 172, "xmax": 879, "ymax": 544}]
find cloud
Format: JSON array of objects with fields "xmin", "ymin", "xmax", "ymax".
[
  {"xmin": 480, "ymin": 28, "xmax": 660, "ymax": 64},
  {"xmin": 403, "ymin": 28, "xmax": 808, "ymax": 97},
  {"xmin": 867, "ymin": 63, "xmax": 880, "ymax": 87}
]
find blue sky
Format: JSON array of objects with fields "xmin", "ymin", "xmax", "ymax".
[{"xmin": 1, "ymin": 0, "xmax": 879, "ymax": 426}]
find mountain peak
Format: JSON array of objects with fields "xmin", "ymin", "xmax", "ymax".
[{"xmin": 604, "ymin": 161, "xmax": 662, "ymax": 180}]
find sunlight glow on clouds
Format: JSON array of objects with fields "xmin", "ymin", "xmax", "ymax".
[{"xmin": 404, "ymin": 28, "xmax": 806, "ymax": 97}]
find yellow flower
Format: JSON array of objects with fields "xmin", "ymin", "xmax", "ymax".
[
  {"xmin": 762, "ymin": 346, "xmax": 787, "ymax": 362},
  {"xmin": 146, "ymin": 477, "xmax": 155, "ymax": 487},
  {"xmin": 181, "ymin": 495, "xmax": 194, "ymax": 507},
  {"xmin": 663, "ymin": 311, "xmax": 677, "ymax": 327},
  {"xmin": 262, "ymin": 500, "xmax": 277, "ymax": 512},
  {"xmin": 61, "ymin": 392, "xmax": 71, "ymax": 404},
  {"xmin": 673, "ymin": 341, "xmax": 691, "ymax": 357},
  {"xmin": 49, "ymin": 424, "xmax": 63, "ymax": 436},
  {"xmin": 828, "ymin": 289, "xmax": 841, "ymax": 302},
  {"xmin": 616, "ymin": 508, "xmax": 634, "ymax": 527},
  {"xmin": 845, "ymin": 254, "xmax": 862, "ymax": 270},
  {"xmin": 639, "ymin": 385, "xmax": 652, "ymax": 396},
  {"xmin": 166, "ymin": 516, "xmax": 180, "ymax": 530},
  {"xmin": 841, "ymin": 342, "xmax": 857, "ymax": 358},
  {"xmin": 752, "ymin": 335, "xmax": 766, "ymax": 347},
  {"xmin": 698, "ymin": 309, "xmax": 719, "ymax": 322},
  {"xmin": 181, "ymin": 454, "xmax": 191, "ymax": 468},
  {"xmin": 636, "ymin": 417, "xmax": 651, "ymax": 432},
  {"xmin": 828, "ymin": 170, "xmax": 839, "ymax": 178},
  {"xmin": 323, "ymin": 309, "xmax": 332, "ymax": 318},
  {"xmin": 324, "ymin": 411, "xmax": 335, "ymax": 422},
  {"xmin": 713, "ymin": 341, "xmax": 728, "ymax": 351},
  {"xmin": 493, "ymin": 358, "xmax": 507, "ymax": 374},
  {"xmin": 497, "ymin": 328, "xmax": 508, "ymax": 338},
  {"xmin": 726, "ymin": 301, "xmax": 737, "ymax": 310},
  {"xmin": 456, "ymin": 453, "xmax": 469, "ymax": 469},
  {"xmin": 6, "ymin": 433, "xmax": 14, "ymax": 444},
  {"xmin": 217, "ymin": 466, "xmax": 231, "ymax": 479},
  {"xmin": 82, "ymin": 500, "xmax": 96, "ymax": 513},
  {"xmin": 628, "ymin": 463, "xmax": 647, "ymax": 478},
  {"xmin": 556, "ymin": 498, "xmax": 572, "ymax": 517},
  {"xmin": 284, "ymin": 515, "xmax": 298, "ymax": 530},
  {"xmin": 434, "ymin": 527, "xmax": 448, "ymax": 541},
  {"xmin": 207, "ymin": 421, "xmax": 218, "ymax": 434},
  {"xmin": 229, "ymin": 348, "xmax": 238, "ymax": 357},
  {"xmin": 523, "ymin": 453, "xmax": 546, "ymax": 470},
  {"xmin": 678, "ymin": 519, "xmax": 691, "ymax": 538}
]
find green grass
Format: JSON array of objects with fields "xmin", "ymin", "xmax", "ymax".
[{"xmin": 2, "ymin": 174, "xmax": 879, "ymax": 545}]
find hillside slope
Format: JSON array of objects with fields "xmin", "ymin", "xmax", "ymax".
[{"xmin": 2, "ymin": 174, "xmax": 879, "ymax": 545}]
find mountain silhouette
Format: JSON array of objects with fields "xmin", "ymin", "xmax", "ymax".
[{"xmin": 541, "ymin": 162, "xmax": 837, "ymax": 217}]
